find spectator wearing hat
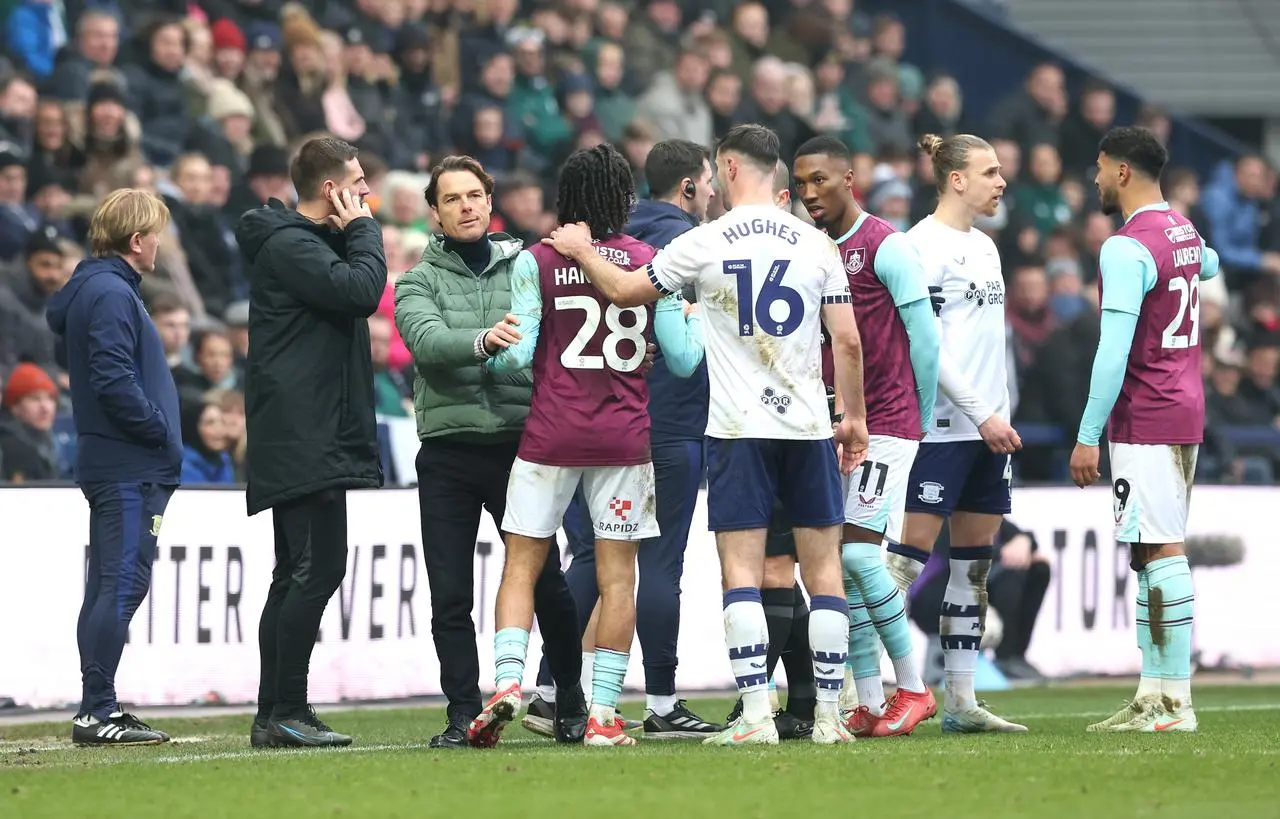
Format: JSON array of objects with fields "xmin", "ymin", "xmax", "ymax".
[
  {"xmin": 237, "ymin": 22, "xmax": 289, "ymax": 148},
  {"xmin": 0, "ymin": 224, "xmax": 66, "ymax": 374},
  {"xmin": 0, "ymin": 362, "xmax": 61, "ymax": 482},
  {"xmin": 211, "ymin": 18, "xmax": 248, "ymax": 82},
  {"xmin": 226, "ymin": 144, "xmax": 291, "ymax": 219},
  {"xmin": 121, "ymin": 17, "xmax": 194, "ymax": 167},
  {"xmin": 75, "ymin": 82, "xmax": 145, "ymax": 203},
  {"xmin": 204, "ymin": 77, "xmax": 258, "ymax": 162},
  {"xmin": 45, "ymin": 8, "xmax": 122, "ymax": 102},
  {"xmin": 25, "ymin": 163, "xmax": 77, "ymax": 238}
]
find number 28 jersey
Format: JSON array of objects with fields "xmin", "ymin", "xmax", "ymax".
[
  {"xmin": 648, "ymin": 204, "xmax": 850, "ymax": 440},
  {"xmin": 521, "ymin": 237, "xmax": 657, "ymax": 467}
]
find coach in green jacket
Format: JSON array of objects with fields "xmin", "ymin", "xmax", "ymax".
[{"xmin": 394, "ymin": 155, "xmax": 585, "ymax": 749}]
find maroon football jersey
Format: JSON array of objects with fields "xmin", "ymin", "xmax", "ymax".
[
  {"xmin": 837, "ymin": 214, "xmax": 922, "ymax": 440},
  {"xmin": 1103, "ymin": 207, "xmax": 1205, "ymax": 445},
  {"xmin": 518, "ymin": 235, "xmax": 658, "ymax": 466}
]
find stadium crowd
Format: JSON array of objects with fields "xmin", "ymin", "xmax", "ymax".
[{"xmin": 1, "ymin": 0, "xmax": 1279, "ymax": 487}]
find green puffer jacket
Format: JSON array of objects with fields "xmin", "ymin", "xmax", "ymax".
[{"xmin": 393, "ymin": 233, "xmax": 531, "ymax": 440}]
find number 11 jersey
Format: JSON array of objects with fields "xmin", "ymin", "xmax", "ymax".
[
  {"xmin": 521, "ymin": 236, "xmax": 657, "ymax": 467},
  {"xmin": 648, "ymin": 203, "xmax": 850, "ymax": 441}
]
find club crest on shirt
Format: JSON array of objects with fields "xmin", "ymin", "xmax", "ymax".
[{"xmin": 843, "ymin": 247, "xmax": 866, "ymax": 276}]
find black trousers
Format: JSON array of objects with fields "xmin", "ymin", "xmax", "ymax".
[
  {"xmin": 257, "ymin": 488, "xmax": 349, "ymax": 721},
  {"xmin": 417, "ymin": 437, "xmax": 582, "ymax": 724},
  {"xmin": 990, "ymin": 562, "xmax": 1052, "ymax": 661}
]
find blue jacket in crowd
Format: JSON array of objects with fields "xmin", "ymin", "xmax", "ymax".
[
  {"xmin": 46, "ymin": 256, "xmax": 183, "ymax": 485},
  {"xmin": 625, "ymin": 199, "xmax": 709, "ymax": 444}
]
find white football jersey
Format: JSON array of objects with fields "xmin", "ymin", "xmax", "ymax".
[
  {"xmin": 648, "ymin": 203, "xmax": 849, "ymax": 440},
  {"xmin": 905, "ymin": 216, "xmax": 1010, "ymax": 442}
]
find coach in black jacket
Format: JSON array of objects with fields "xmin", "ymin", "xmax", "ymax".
[{"xmin": 235, "ymin": 136, "xmax": 386, "ymax": 748}]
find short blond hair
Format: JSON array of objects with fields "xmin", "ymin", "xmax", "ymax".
[{"xmin": 88, "ymin": 188, "xmax": 170, "ymax": 257}]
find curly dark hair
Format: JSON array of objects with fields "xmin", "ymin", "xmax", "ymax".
[{"xmin": 556, "ymin": 144, "xmax": 636, "ymax": 240}]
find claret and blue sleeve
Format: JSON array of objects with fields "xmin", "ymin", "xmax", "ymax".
[
  {"xmin": 653, "ymin": 294, "xmax": 704, "ymax": 377},
  {"xmin": 875, "ymin": 232, "xmax": 941, "ymax": 431},
  {"xmin": 489, "ymin": 251, "xmax": 541, "ymax": 374}
]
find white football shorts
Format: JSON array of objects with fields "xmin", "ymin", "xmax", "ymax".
[
  {"xmin": 502, "ymin": 457, "xmax": 659, "ymax": 542},
  {"xmin": 841, "ymin": 434, "xmax": 920, "ymax": 543},
  {"xmin": 1108, "ymin": 443, "xmax": 1199, "ymax": 545}
]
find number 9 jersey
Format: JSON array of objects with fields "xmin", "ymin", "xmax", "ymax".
[{"xmin": 647, "ymin": 203, "xmax": 850, "ymax": 441}]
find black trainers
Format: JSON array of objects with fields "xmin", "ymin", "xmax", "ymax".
[
  {"xmin": 643, "ymin": 701, "xmax": 722, "ymax": 739},
  {"xmin": 250, "ymin": 717, "xmax": 273, "ymax": 748},
  {"xmin": 520, "ymin": 693, "xmax": 556, "ymax": 738},
  {"xmin": 268, "ymin": 706, "xmax": 352, "ymax": 748},
  {"xmin": 72, "ymin": 712, "xmax": 169, "ymax": 746},
  {"xmin": 773, "ymin": 710, "xmax": 813, "ymax": 740},
  {"xmin": 554, "ymin": 686, "xmax": 588, "ymax": 744},
  {"xmin": 428, "ymin": 721, "xmax": 469, "ymax": 749}
]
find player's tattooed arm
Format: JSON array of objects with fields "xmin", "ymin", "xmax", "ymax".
[{"xmin": 543, "ymin": 222, "xmax": 666, "ymax": 308}]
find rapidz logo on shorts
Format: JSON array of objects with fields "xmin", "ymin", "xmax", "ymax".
[
  {"xmin": 608, "ymin": 497, "xmax": 632, "ymax": 521},
  {"xmin": 917, "ymin": 481, "xmax": 944, "ymax": 504},
  {"xmin": 760, "ymin": 387, "xmax": 791, "ymax": 415}
]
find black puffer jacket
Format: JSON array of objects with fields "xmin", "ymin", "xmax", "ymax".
[{"xmin": 235, "ymin": 199, "xmax": 387, "ymax": 515}]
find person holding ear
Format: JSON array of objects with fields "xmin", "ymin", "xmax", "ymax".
[{"xmin": 235, "ymin": 135, "xmax": 387, "ymax": 749}]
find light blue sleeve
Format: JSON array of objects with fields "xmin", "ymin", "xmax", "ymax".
[
  {"xmin": 897, "ymin": 299, "xmax": 940, "ymax": 433},
  {"xmin": 874, "ymin": 233, "xmax": 938, "ymax": 432},
  {"xmin": 1076, "ymin": 236, "xmax": 1154, "ymax": 445},
  {"xmin": 1201, "ymin": 240, "xmax": 1221, "ymax": 281},
  {"xmin": 873, "ymin": 232, "xmax": 930, "ymax": 307},
  {"xmin": 488, "ymin": 251, "xmax": 542, "ymax": 374},
  {"xmin": 653, "ymin": 293, "xmax": 704, "ymax": 377}
]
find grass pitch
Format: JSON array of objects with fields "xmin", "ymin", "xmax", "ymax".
[{"xmin": 2, "ymin": 685, "xmax": 1278, "ymax": 818}]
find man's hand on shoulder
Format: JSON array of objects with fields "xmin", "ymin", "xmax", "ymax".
[
  {"xmin": 327, "ymin": 188, "xmax": 373, "ymax": 231},
  {"xmin": 542, "ymin": 222, "xmax": 594, "ymax": 260}
]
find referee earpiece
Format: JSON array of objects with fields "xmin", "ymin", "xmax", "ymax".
[{"xmin": 682, "ymin": 179, "xmax": 696, "ymax": 200}]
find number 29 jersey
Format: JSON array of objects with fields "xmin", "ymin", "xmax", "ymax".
[
  {"xmin": 520, "ymin": 237, "xmax": 657, "ymax": 467},
  {"xmin": 648, "ymin": 204, "xmax": 850, "ymax": 441}
]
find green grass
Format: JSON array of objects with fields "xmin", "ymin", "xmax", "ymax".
[{"xmin": 3, "ymin": 685, "xmax": 1279, "ymax": 818}]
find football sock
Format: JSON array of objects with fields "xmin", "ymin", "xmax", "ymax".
[
  {"xmin": 844, "ymin": 568, "xmax": 885, "ymax": 715},
  {"xmin": 761, "ymin": 586, "xmax": 795, "ymax": 678},
  {"xmin": 781, "ymin": 584, "xmax": 816, "ymax": 720},
  {"xmin": 589, "ymin": 647, "xmax": 629, "ymax": 721},
  {"xmin": 941, "ymin": 545, "xmax": 992, "ymax": 712},
  {"xmin": 646, "ymin": 694, "xmax": 678, "ymax": 715},
  {"xmin": 580, "ymin": 651, "xmax": 595, "ymax": 701},
  {"xmin": 1134, "ymin": 569, "xmax": 1161, "ymax": 699},
  {"xmin": 536, "ymin": 684, "xmax": 556, "ymax": 703},
  {"xmin": 809, "ymin": 595, "xmax": 850, "ymax": 718},
  {"xmin": 494, "ymin": 627, "xmax": 530, "ymax": 688},
  {"xmin": 885, "ymin": 542, "xmax": 930, "ymax": 593},
  {"xmin": 723, "ymin": 587, "xmax": 771, "ymax": 723},
  {"xmin": 1145, "ymin": 556, "xmax": 1195, "ymax": 708},
  {"xmin": 844, "ymin": 541, "xmax": 926, "ymax": 694}
]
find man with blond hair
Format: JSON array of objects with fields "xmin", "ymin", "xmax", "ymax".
[{"xmin": 46, "ymin": 188, "xmax": 183, "ymax": 747}]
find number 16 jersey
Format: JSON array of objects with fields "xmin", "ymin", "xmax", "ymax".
[
  {"xmin": 648, "ymin": 203, "xmax": 850, "ymax": 441},
  {"xmin": 521, "ymin": 236, "xmax": 657, "ymax": 467}
]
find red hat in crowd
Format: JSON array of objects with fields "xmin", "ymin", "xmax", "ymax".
[
  {"xmin": 3, "ymin": 363, "xmax": 57, "ymax": 409},
  {"xmin": 211, "ymin": 18, "xmax": 247, "ymax": 53}
]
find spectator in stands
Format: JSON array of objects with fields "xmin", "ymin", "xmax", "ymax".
[
  {"xmin": 0, "ymin": 361, "xmax": 61, "ymax": 482},
  {"xmin": 870, "ymin": 13, "xmax": 923, "ymax": 112},
  {"xmin": 179, "ymin": 397, "xmax": 235, "ymax": 485},
  {"xmin": 175, "ymin": 327, "xmax": 240, "ymax": 396},
  {"xmin": 45, "ymin": 187, "xmax": 180, "ymax": 746},
  {"xmin": 121, "ymin": 17, "xmax": 193, "ymax": 167},
  {"xmin": 393, "ymin": 154, "xmax": 584, "ymax": 749},
  {"xmin": 148, "ymin": 294, "xmax": 191, "ymax": 370},
  {"xmin": 589, "ymin": 41, "xmax": 634, "ymax": 144},
  {"xmin": 451, "ymin": 50, "xmax": 521, "ymax": 156},
  {"xmin": 493, "ymin": 172, "xmax": 550, "ymax": 247},
  {"xmin": 0, "ymin": 142, "xmax": 39, "ymax": 262},
  {"xmin": 1007, "ymin": 261, "xmax": 1055, "ymax": 377},
  {"xmin": 704, "ymin": 68, "xmax": 742, "ymax": 142},
  {"xmin": 0, "ymin": 223, "xmax": 65, "ymax": 373},
  {"xmin": 912, "ymin": 72, "xmax": 966, "ymax": 142},
  {"xmin": 368, "ymin": 314, "xmax": 410, "ymax": 418},
  {"xmin": 44, "ymin": 8, "xmax": 121, "ymax": 102},
  {"xmin": 1018, "ymin": 143, "xmax": 1071, "ymax": 235},
  {"xmin": 237, "ymin": 135, "xmax": 385, "ymax": 747},
  {"xmin": 987, "ymin": 61, "xmax": 1066, "ymax": 157},
  {"xmin": 0, "ymin": 74, "xmax": 37, "ymax": 157},
  {"xmin": 862, "ymin": 58, "xmax": 913, "ymax": 154},
  {"xmin": 988, "ymin": 519, "xmax": 1051, "ymax": 682},
  {"xmin": 636, "ymin": 47, "xmax": 712, "ymax": 148},
  {"xmin": 1201, "ymin": 154, "xmax": 1280, "ymax": 282},
  {"xmin": 624, "ymin": 0, "xmax": 682, "ymax": 89},
  {"xmin": 1058, "ymin": 81, "xmax": 1115, "ymax": 180},
  {"xmin": 223, "ymin": 300, "xmax": 249, "ymax": 373},
  {"xmin": 75, "ymin": 82, "xmax": 144, "ymax": 204},
  {"xmin": 509, "ymin": 27, "xmax": 571, "ymax": 163},
  {"xmin": 207, "ymin": 386, "xmax": 247, "ymax": 482},
  {"xmin": 735, "ymin": 57, "xmax": 816, "ymax": 163}
]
